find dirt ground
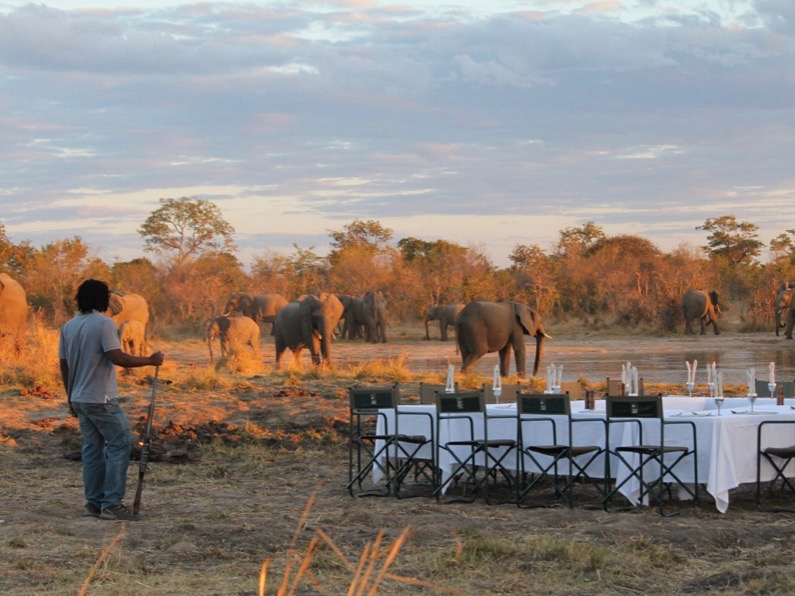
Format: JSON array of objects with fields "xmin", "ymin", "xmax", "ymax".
[{"xmin": 2, "ymin": 331, "xmax": 795, "ymax": 595}]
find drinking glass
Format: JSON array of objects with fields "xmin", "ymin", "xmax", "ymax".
[
  {"xmin": 713, "ymin": 395, "xmax": 724, "ymax": 416},
  {"xmin": 748, "ymin": 391, "xmax": 758, "ymax": 413},
  {"xmin": 493, "ymin": 386, "xmax": 502, "ymax": 405},
  {"xmin": 769, "ymin": 382, "xmax": 777, "ymax": 400},
  {"xmin": 686, "ymin": 381, "xmax": 694, "ymax": 397}
]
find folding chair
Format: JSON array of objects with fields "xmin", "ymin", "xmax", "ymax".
[
  {"xmin": 347, "ymin": 384, "xmax": 433, "ymax": 498},
  {"xmin": 432, "ymin": 390, "xmax": 516, "ymax": 504},
  {"xmin": 419, "ymin": 382, "xmax": 457, "ymax": 405},
  {"xmin": 602, "ymin": 394, "xmax": 698, "ymax": 516},
  {"xmin": 481, "ymin": 382, "xmax": 522, "ymax": 404},
  {"xmin": 757, "ymin": 420, "xmax": 795, "ymax": 512},
  {"xmin": 516, "ymin": 392, "xmax": 605, "ymax": 508},
  {"xmin": 755, "ymin": 380, "xmax": 795, "ymax": 398}
]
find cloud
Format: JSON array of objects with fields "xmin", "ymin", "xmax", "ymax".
[{"xmin": 0, "ymin": 1, "xmax": 794, "ymax": 266}]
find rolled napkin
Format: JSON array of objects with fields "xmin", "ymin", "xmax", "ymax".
[
  {"xmin": 770, "ymin": 362, "xmax": 776, "ymax": 384},
  {"xmin": 621, "ymin": 364, "xmax": 627, "ymax": 386},
  {"xmin": 556, "ymin": 364, "xmax": 564, "ymax": 390},
  {"xmin": 492, "ymin": 364, "xmax": 501, "ymax": 392},
  {"xmin": 445, "ymin": 364, "xmax": 455, "ymax": 393},
  {"xmin": 706, "ymin": 363, "xmax": 712, "ymax": 385},
  {"xmin": 747, "ymin": 368, "xmax": 756, "ymax": 396},
  {"xmin": 630, "ymin": 366, "xmax": 639, "ymax": 396},
  {"xmin": 717, "ymin": 371, "xmax": 724, "ymax": 397}
]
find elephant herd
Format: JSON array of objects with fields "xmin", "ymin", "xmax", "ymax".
[
  {"xmin": 4, "ymin": 271, "xmax": 795, "ymax": 377},
  {"xmin": 204, "ymin": 290, "xmax": 389, "ymax": 369}
]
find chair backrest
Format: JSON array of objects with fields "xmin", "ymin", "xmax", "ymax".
[
  {"xmin": 559, "ymin": 381, "xmax": 583, "ymax": 400},
  {"xmin": 517, "ymin": 392, "xmax": 570, "ymax": 416},
  {"xmin": 606, "ymin": 395, "xmax": 662, "ymax": 419},
  {"xmin": 755, "ymin": 379, "xmax": 795, "ymax": 398},
  {"xmin": 481, "ymin": 382, "xmax": 522, "ymax": 404},
  {"xmin": 435, "ymin": 390, "xmax": 485, "ymax": 414},
  {"xmin": 606, "ymin": 378, "xmax": 625, "ymax": 396},
  {"xmin": 419, "ymin": 382, "xmax": 457, "ymax": 404},
  {"xmin": 349, "ymin": 384, "xmax": 398, "ymax": 412}
]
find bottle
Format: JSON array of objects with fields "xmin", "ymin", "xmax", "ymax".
[
  {"xmin": 776, "ymin": 384, "xmax": 785, "ymax": 406},
  {"xmin": 585, "ymin": 389, "xmax": 595, "ymax": 410}
]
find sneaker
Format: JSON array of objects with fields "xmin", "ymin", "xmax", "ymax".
[
  {"xmin": 99, "ymin": 504, "xmax": 140, "ymax": 521},
  {"xmin": 83, "ymin": 502, "xmax": 101, "ymax": 518}
]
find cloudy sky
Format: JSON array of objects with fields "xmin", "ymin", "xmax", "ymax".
[{"xmin": 1, "ymin": 0, "xmax": 793, "ymax": 267}]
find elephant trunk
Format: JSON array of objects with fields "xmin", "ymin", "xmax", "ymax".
[{"xmin": 532, "ymin": 329, "xmax": 546, "ymax": 377}]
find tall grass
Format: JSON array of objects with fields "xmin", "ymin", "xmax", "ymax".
[{"xmin": 0, "ymin": 317, "xmax": 60, "ymax": 390}]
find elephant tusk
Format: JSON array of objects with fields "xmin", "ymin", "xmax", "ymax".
[{"xmin": 542, "ymin": 332, "xmax": 552, "ymax": 339}]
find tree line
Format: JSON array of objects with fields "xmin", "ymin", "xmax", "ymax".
[{"xmin": 2, "ymin": 198, "xmax": 793, "ymax": 332}]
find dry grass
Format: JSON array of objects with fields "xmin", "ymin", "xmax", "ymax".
[{"xmin": 4, "ymin": 328, "xmax": 795, "ymax": 594}]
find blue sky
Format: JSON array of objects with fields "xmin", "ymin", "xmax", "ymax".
[{"xmin": 1, "ymin": 0, "xmax": 793, "ymax": 267}]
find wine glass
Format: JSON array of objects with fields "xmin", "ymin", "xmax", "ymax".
[
  {"xmin": 749, "ymin": 390, "xmax": 759, "ymax": 414},
  {"xmin": 707, "ymin": 381, "xmax": 715, "ymax": 399},
  {"xmin": 769, "ymin": 382, "xmax": 777, "ymax": 401},
  {"xmin": 686, "ymin": 381, "xmax": 694, "ymax": 397},
  {"xmin": 714, "ymin": 394, "xmax": 724, "ymax": 416},
  {"xmin": 493, "ymin": 386, "xmax": 502, "ymax": 405}
]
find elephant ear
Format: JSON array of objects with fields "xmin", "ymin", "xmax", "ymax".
[
  {"xmin": 109, "ymin": 294, "xmax": 124, "ymax": 316},
  {"xmin": 513, "ymin": 302, "xmax": 538, "ymax": 336},
  {"xmin": 216, "ymin": 316, "xmax": 231, "ymax": 334}
]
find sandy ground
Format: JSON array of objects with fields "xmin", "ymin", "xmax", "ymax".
[{"xmin": 2, "ymin": 332, "xmax": 795, "ymax": 594}]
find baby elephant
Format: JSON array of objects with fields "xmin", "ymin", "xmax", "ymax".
[
  {"xmin": 205, "ymin": 315, "xmax": 261, "ymax": 363},
  {"xmin": 118, "ymin": 319, "xmax": 148, "ymax": 356}
]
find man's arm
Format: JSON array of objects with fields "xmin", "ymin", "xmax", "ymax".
[
  {"xmin": 59, "ymin": 358, "xmax": 76, "ymax": 417},
  {"xmin": 107, "ymin": 349, "xmax": 165, "ymax": 369}
]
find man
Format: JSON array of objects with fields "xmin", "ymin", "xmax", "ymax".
[{"xmin": 59, "ymin": 279, "xmax": 165, "ymax": 521}]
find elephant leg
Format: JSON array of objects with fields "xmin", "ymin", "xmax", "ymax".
[
  {"xmin": 292, "ymin": 346, "xmax": 304, "ymax": 368},
  {"xmin": 498, "ymin": 345, "xmax": 512, "ymax": 378},
  {"xmin": 512, "ymin": 341, "xmax": 527, "ymax": 378},
  {"xmin": 699, "ymin": 317, "xmax": 707, "ymax": 335},
  {"xmin": 460, "ymin": 344, "xmax": 483, "ymax": 373},
  {"xmin": 439, "ymin": 322, "xmax": 447, "ymax": 341}
]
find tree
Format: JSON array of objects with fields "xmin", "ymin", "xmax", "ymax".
[
  {"xmin": 328, "ymin": 220, "xmax": 393, "ymax": 257},
  {"xmin": 697, "ymin": 215, "xmax": 763, "ymax": 267},
  {"xmin": 138, "ymin": 198, "xmax": 236, "ymax": 267},
  {"xmin": 555, "ymin": 221, "xmax": 606, "ymax": 257}
]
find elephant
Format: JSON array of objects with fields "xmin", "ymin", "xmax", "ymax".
[
  {"xmin": 224, "ymin": 292, "xmax": 289, "ymax": 333},
  {"xmin": 118, "ymin": 319, "xmax": 147, "ymax": 357},
  {"xmin": 205, "ymin": 315, "xmax": 261, "ymax": 363},
  {"xmin": 681, "ymin": 289, "xmax": 720, "ymax": 335},
  {"xmin": 340, "ymin": 296, "xmax": 367, "ymax": 340},
  {"xmin": 105, "ymin": 292, "xmax": 149, "ymax": 333},
  {"xmin": 363, "ymin": 290, "xmax": 387, "ymax": 343},
  {"xmin": 455, "ymin": 300, "xmax": 549, "ymax": 378},
  {"xmin": 774, "ymin": 282, "xmax": 795, "ymax": 336},
  {"xmin": 0, "ymin": 273, "xmax": 28, "ymax": 353},
  {"xmin": 273, "ymin": 293, "xmax": 344, "ymax": 369},
  {"xmin": 424, "ymin": 303, "xmax": 464, "ymax": 341}
]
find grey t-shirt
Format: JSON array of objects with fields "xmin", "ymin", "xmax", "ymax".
[{"xmin": 58, "ymin": 311, "xmax": 121, "ymax": 403}]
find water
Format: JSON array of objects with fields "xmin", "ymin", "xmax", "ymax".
[{"xmin": 387, "ymin": 341, "xmax": 795, "ymax": 386}]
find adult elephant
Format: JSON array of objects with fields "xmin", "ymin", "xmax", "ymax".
[
  {"xmin": 273, "ymin": 293, "xmax": 344, "ymax": 369},
  {"xmin": 105, "ymin": 292, "xmax": 149, "ymax": 332},
  {"xmin": 118, "ymin": 319, "xmax": 147, "ymax": 357},
  {"xmin": 455, "ymin": 300, "xmax": 549, "ymax": 378},
  {"xmin": 224, "ymin": 292, "xmax": 289, "ymax": 332},
  {"xmin": 363, "ymin": 290, "xmax": 387, "ymax": 343},
  {"xmin": 774, "ymin": 282, "xmax": 795, "ymax": 336},
  {"xmin": 681, "ymin": 289, "xmax": 720, "ymax": 335},
  {"xmin": 341, "ymin": 296, "xmax": 367, "ymax": 340},
  {"xmin": 424, "ymin": 303, "xmax": 464, "ymax": 341},
  {"xmin": 205, "ymin": 315, "xmax": 261, "ymax": 363},
  {"xmin": 0, "ymin": 273, "xmax": 28, "ymax": 353}
]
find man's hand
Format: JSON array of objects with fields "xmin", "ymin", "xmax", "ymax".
[{"xmin": 149, "ymin": 351, "xmax": 165, "ymax": 367}]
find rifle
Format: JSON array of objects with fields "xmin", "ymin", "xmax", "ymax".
[{"xmin": 133, "ymin": 366, "xmax": 159, "ymax": 515}]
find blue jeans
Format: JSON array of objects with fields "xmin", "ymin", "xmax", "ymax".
[{"xmin": 72, "ymin": 399, "xmax": 133, "ymax": 510}]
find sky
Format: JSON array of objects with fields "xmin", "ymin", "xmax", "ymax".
[{"xmin": 1, "ymin": 0, "xmax": 793, "ymax": 268}]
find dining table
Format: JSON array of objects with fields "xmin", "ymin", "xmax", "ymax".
[{"xmin": 375, "ymin": 396, "xmax": 795, "ymax": 513}]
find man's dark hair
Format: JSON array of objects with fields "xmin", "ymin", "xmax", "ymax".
[{"xmin": 75, "ymin": 279, "xmax": 110, "ymax": 314}]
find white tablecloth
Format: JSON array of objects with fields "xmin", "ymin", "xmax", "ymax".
[{"xmin": 375, "ymin": 401, "xmax": 795, "ymax": 513}]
